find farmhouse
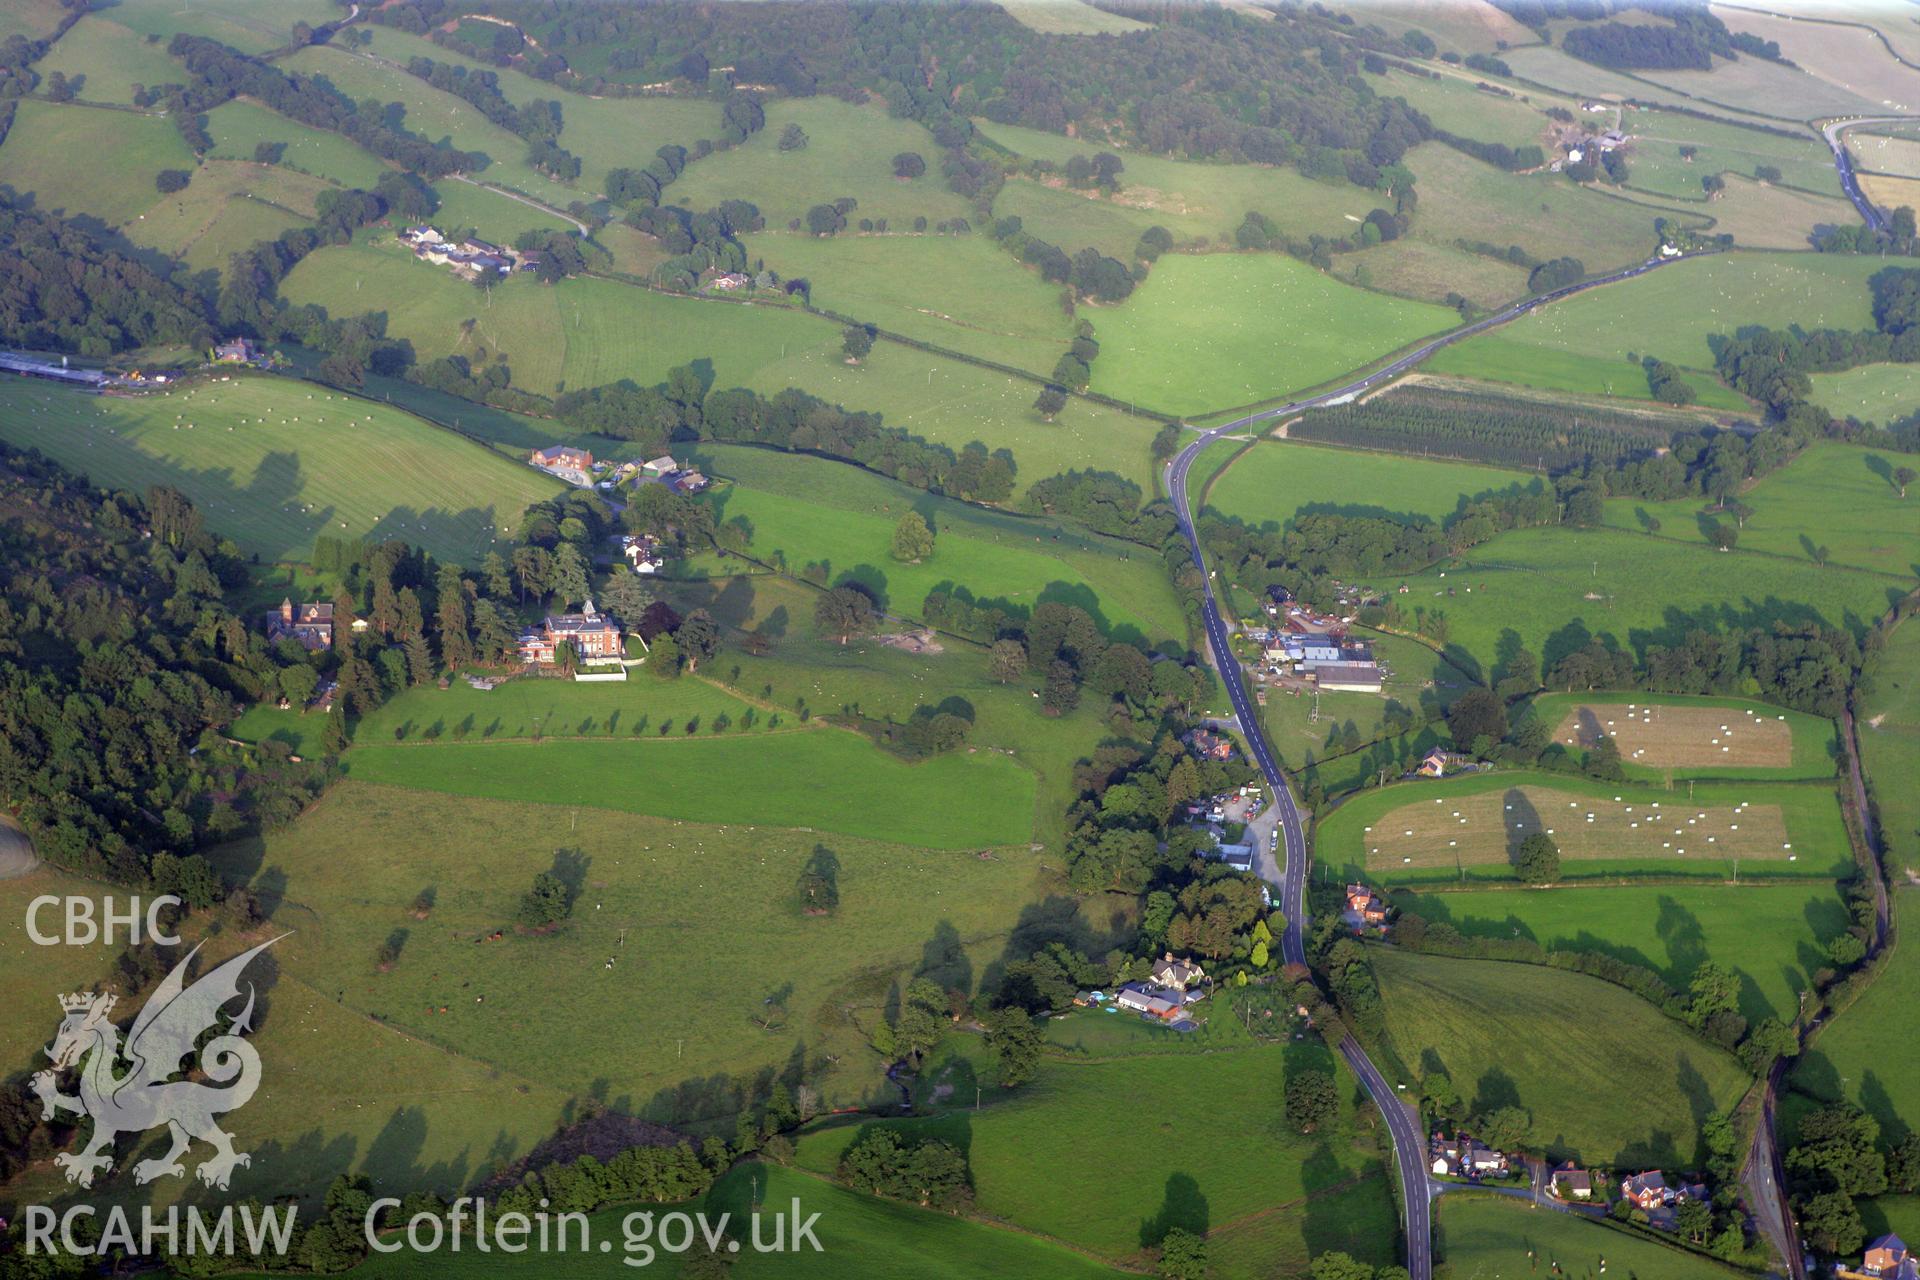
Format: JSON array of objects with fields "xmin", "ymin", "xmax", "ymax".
[
  {"xmin": 1859, "ymin": 1236, "xmax": 1916, "ymax": 1278},
  {"xmin": 517, "ymin": 600, "xmax": 624, "ymax": 665},
  {"xmin": 1418, "ymin": 747, "xmax": 1450, "ymax": 778},
  {"xmin": 1430, "ymin": 1133, "xmax": 1508, "ymax": 1178},
  {"xmin": 531, "ymin": 445, "xmax": 595, "ymax": 486},
  {"xmin": 1345, "ymin": 883, "xmax": 1389, "ymax": 928},
  {"xmin": 265, "ymin": 598, "xmax": 334, "ymax": 651},
  {"xmin": 1622, "ymin": 1170, "xmax": 1671, "ymax": 1211},
  {"xmin": 1187, "ymin": 728, "xmax": 1236, "ymax": 761},
  {"xmin": 1114, "ymin": 982, "xmax": 1183, "ymax": 1020},
  {"xmin": 1549, "ymin": 1162, "xmax": 1593, "ymax": 1200},
  {"xmin": 212, "ymin": 337, "xmax": 259, "ymax": 364},
  {"xmin": 622, "ymin": 534, "xmax": 664, "ymax": 574}
]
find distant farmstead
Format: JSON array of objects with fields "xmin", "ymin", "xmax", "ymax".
[{"xmin": 213, "ymin": 337, "xmax": 260, "ymax": 364}]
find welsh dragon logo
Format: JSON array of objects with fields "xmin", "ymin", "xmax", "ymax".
[{"xmin": 32, "ymin": 937, "xmax": 281, "ymax": 1190}]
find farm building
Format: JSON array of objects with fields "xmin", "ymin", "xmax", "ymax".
[{"xmin": 213, "ymin": 337, "xmax": 260, "ymax": 364}]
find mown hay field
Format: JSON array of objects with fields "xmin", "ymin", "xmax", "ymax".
[
  {"xmin": 1534, "ymin": 692, "xmax": 1836, "ymax": 777},
  {"xmin": 1319, "ymin": 769, "xmax": 1851, "ymax": 882},
  {"xmin": 1434, "ymin": 1192, "xmax": 1752, "ymax": 1279}
]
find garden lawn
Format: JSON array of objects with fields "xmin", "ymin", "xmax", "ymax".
[
  {"xmin": 206, "ymin": 781, "xmax": 1057, "ymax": 1136},
  {"xmin": 671, "ymin": 98, "xmax": 968, "ymax": 229},
  {"xmin": 745, "ymin": 233, "xmax": 1076, "ymax": 376},
  {"xmin": 1528, "ymin": 691, "xmax": 1838, "ymax": 781},
  {"xmin": 1600, "ymin": 443, "xmax": 1920, "ymax": 578},
  {"xmin": 1370, "ymin": 947, "xmax": 1752, "ymax": 1165},
  {"xmin": 1810, "ymin": 363, "xmax": 1920, "ymax": 428},
  {"xmin": 1791, "ymin": 886, "xmax": 1920, "ymax": 1146},
  {"xmin": 1402, "ymin": 141, "xmax": 1707, "ymax": 276},
  {"xmin": 977, "ymin": 119, "xmax": 1378, "ymax": 249},
  {"xmin": 1859, "ymin": 618, "xmax": 1920, "ymax": 872},
  {"xmin": 1318, "ymin": 769, "xmax": 1852, "ymax": 882},
  {"xmin": 1387, "ymin": 880, "xmax": 1850, "ymax": 1023},
  {"xmin": 1360, "ymin": 524, "xmax": 1902, "ymax": 679},
  {"xmin": 792, "ymin": 1041, "xmax": 1390, "ymax": 1263},
  {"xmin": 1204, "ymin": 439, "xmax": 1539, "ymax": 528},
  {"xmin": 1433, "ymin": 1192, "xmax": 1751, "ymax": 1279},
  {"xmin": 1090, "ymin": 254, "xmax": 1457, "ymax": 417},
  {"xmin": 206, "ymin": 99, "xmax": 393, "ymax": 189},
  {"xmin": 0, "ymin": 100, "xmax": 196, "ymax": 227},
  {"xmin": 0, "ymin": 375, "xmax": 560, "ymax": 565},
  {"xmin": 701, "ymin": 444, "xmax": 1186, "ymax": 647},
  {"xmin": 344, "ymin": 729, "xmax": 1035, "ymax": 848}
]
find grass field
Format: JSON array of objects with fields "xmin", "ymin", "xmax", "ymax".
[
  {"xmin": 0, "ymin": 0, "xmax": 67, "ymax": 42},
  {"xmin": 1370, "ymin": 946, "xmax": 1752, "ymax": 1165},
  {"xmin": 0, "ymin": 864, "xmax": 569, "ymax": 1207},
  {"xmin": 36, "ymin": 13, "xmax": 189, "ymax": 105},
  {"xmin": 1619, "ymin": 105, "xmax": 1841, "ymax": 201},
  {"xmin": 1368, "ymin": 66, "xmax": 1555, "ymax": 154},
  {"xmin": 1705, "ymin": 175, "xmax": 1858, "ymax": 250},
  {"xmin": 1529, "ymin": 692, "xmax": 1838, "ymax": 780},
  {"xmin": 0, "ymin": 375, "xmax": 560, "ymax": 565},
  {"xmin": 1334, "ymin": 238, "xmax": 1534, "ymax": 308},
  {"xmin": 345, "ymin": 729, "xmax": 1036, "ymax": 849},
  {"xmin": 429, "ymin": 175, "xmax": 579, "ymax": 242},
  {"xmin": 1791, "ymin": 886, "xmax": 1920, "ymax": 1141},
  {"xmin": 1402, "ymin": 142, "xmax": 1706, "ymax": 276},
  {"xmin": 1637, "ymin": 50, "xmax": 1883, "ymax": 121},
  {"xmin": 978, "ymin": 119, "xmax": 1378, "ymax": 251},
  {"xmin": 108, "ymin": 0, "xmax": 337, "ymax": 55},
  {"xmin": 1497, "ymin": 45, "xmax": 1788, "ymax": 131},
  {"xmin": 280, "ymin": 241, "xmax": 1164, "ymax": 494},
  {"xmin": 206, "ymin": 99, "xmax": 393, "ymax": 190},
  {"xmin": 1810, "ymin": 362, "xmax": 1920, "ymax": 427},
  {"xmin": 1387, "ymin": 880, "xmax": 1849, "ymax": 1023},
  {"xmin": 121, "ymin": 160, "xmax": 335, "ymax": 274},
  {"xmin": 1600, "ymin": 443, "xmax": 1920, "ymax": 577},
  {"xmin": 1360, "ymin": 0, "xmax": 1537, "ymax": 53},
  {"xmin": 1427, "ymin": 337, "xmax": 1749, "ymax": 410},
  {"xmin": 1852, "ymin": 130, "xmax": 1920, "ymax": 179},
  {"xmin": 1443, "ymin": 255, "xmax": 1873, "ymax": 401},
  {"xmin": 1360, "ymin": 524, "xmax": 1902, "ymax": 678},
  {"xmin": 746, "ymin": 233, "xmax": 1077, "ymax": 375},
  {"xmin": 282, "ymin": 45, "xmax": 578, "ymax": 207},
  {"xmin": 1712, "ymin": 5, "xmax": 1920, "ymax": 114},
  {"xmin": 701, "ymin": 444, "xmax": 1187, "ymax": 646},
  {"xmin": 1318, "ymin": 769, "xmax": 1850, "ymax": 882},
  {"xmin": 996, "ymin": 0, "xmax": 1150, "ymax": 35},
  {"xmin": 793, "ymin": 1039, "xmax": 1395, "ymax": 1265},
  {"xmin": 1862, "ymin": 170, "xmax": 1920, "ymax": 213},
  {"xmin": 672, "ymin": 98, "xmax": 967, "ymax": 230},
  {"xmin": 206, "ymin": 780, "xmax": 1058, "ymax": 1137},
  {"xmin": 1433, "ymin": 1192, "xmax": 1751, "ymax": 1279},
  {"xmin": 1860, "ymin": 618, "xmax": 1920, "ymax": 873},
  {"xmin": 1205, "ymin": 439, "xmax": 1540, "ymax": 529},
  {"xmin": 1090, "ymin": 254, "xmax": 1457, "ymax": 416},
  {"xmin": 350, "ymin": 675, "xmax": 776, "ymax": 747},
  {"xmin": 0, "ymin": 100, "xmax": 197, "ymax": 227}
]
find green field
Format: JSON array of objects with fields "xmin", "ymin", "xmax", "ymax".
[
  {"xmin": 108, "ymin": 0, "xmax": 338, "ymax": 55},
  {"xmin": 1700, "ymin": 176, "xmax": 1857, "ymax": 252},
  {"xmin": 1810, "ymin": 363, "xmax": 1920, "ymax": 428},
  {"xmin": 207, "ymin": 99, "xmax": 393, "ymax": 190},
  {"xmin": 1370, "ymin": 947, "xmax": 1752, "ymax": 1165},
  {"xmin": 1620, "ymin": 106, "xmax": 1842, "ymax": 201},
  {"xmin": 1434, "ymin": 253, "xmax": 1885, "ymax": 391},
  {"xmin": 1334, "ymin": 238, "xmax": 1534, "ymax": 309},
  {"xmin": 1206, "ymin": 439, "xmax": 1540, "ymax": 529},
  {"xmin": 350, "ymin": 675, "xmax": 777, "ymax": 747},
  {"xmin": 1636, "ymin": 49, "xmax": 1882, "ymax": 122},
  {"xmin": 1367, "ymin": 66, "xmax": 1555, "ymax": 154},
  {"xmin": 121, "ymin": 159, "xmax": 335, "ymax": 274},
  {"xmin": 794, "ymin": 1040, "xmax": 1397, "ymax": 1266},
  {"xmin": 996, "ymin": 0, "xmax": 1150, "ymax": 35},
  {"xmin": 672, "ymin": 98, "xmax": 968, "ymax": 229},
  {"xmin": 0, "ymin": 375, "xmax": 561, "ymax": 565},
  {"xmin": 1601, "ymin": 443, "xmax": 1920, "ymax": 578},
  {"xmin": 429, "ymin": 175, "xmax": 580, "ymax": 242},
  {"xmin": 747, "ymin": 233, "xmax": 1077, "ymax": 375},
  {"xmin": 1402, "ymin": 142, "xmax": 1706, "ymax": 276},
  {"xmin": 345, "ymin": 729, "xmax": 1036, "ymax": 849},
  {"xmin": 701, "ymin": 444, "xmax": 1186, "ymax": 646},
  {"xmin": 0, "ymin": 865, "xmax": 569, "ymax": 1208},
  {"xmin": 1090, "ymin": 254, "xmax": 1457, "ymax": 416},
  {"xmin": 1388, "ymin": 880, "xmax": 1849, "ymax": 1023},
  {"xmin": 1860, "ymin": 618, "xmax": 1920, "ymax": 872},
  {"xmin": 1356, "ymin": 0, "xmax": 1537, "ymax": 55},
  {"xmin": 1434, "ymin": 1192, "xmax": 1751, "ymax": 1279},
  {"xmin": 1428, "ymin": 338, "xmax": 1748, "ymax": 411},
  {"xmin": 978, "ymin": 119, "xmax": 1378, "ymax": 251},
  {"xmin": 1526, "ymin": 691, "xmax": 1838, "ymax": 782},
  {"xmin": 36, "ymin": 13, "xmax": 189, "ymax": 105},
  {"xmin": 1497, "ymin": 44, "xmax": 1798, "ymax": 131},
  {"xmin": 280, "ymin": 241, "xmax": 1164, "ymax": 494},
  {"xmin": 282, "ymin": 45, "xmax": 578, "ymax": 207},
  {"xmin": 1318, "ymin": 768, "xmax": 1852, "ymax": 883},
  {"xmin": 1361, "ymin": 524, "xmax": 1903, "ymax": 677},
  {"xmin": 1791, "ymin": 885, "xmax": 1920, "ymax": 1142},
  {"xmin": 0, "ymin": 99, "xmax": 197, "ymax": 227},
  {"xmin": 206, "ymin": 780, "xmax": 1059, "ymax": 1142}
]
